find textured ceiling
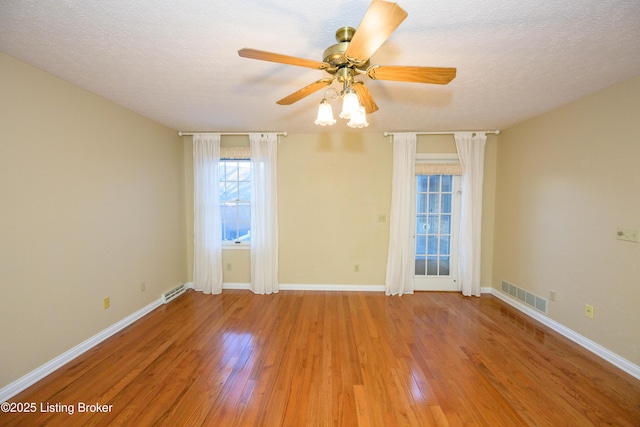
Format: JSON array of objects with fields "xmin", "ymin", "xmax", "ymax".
[{"xmin": 1, "ymin": 0, "xmax": 639, "ymax": 133}]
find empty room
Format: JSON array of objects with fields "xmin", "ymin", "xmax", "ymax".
[{"xmin": 1, "ymin": 1, "xmax": 639, "ymax": 426}]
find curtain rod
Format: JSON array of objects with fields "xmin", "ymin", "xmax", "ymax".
[
  {"xmin": 384, "ymin": 129, "xmax": 500, "ymax": 136},
  {"xmin": 384, "ymin": 130, "xmax": 500, "ymax": 136},
  {"xmin": 178, "ymin": 131, "xmax": 288, "ymax": 137}
]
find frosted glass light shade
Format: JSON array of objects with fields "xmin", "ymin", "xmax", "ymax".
[
  {"xmin": 347, "ymin": 105, "xmax": 369, "ymax": 128},
  {"xmin": 339, "ymin": 91, "xmax": 359, "ymax": 119},
  {"xmin": 314, "ymin": 100, "xmax": 336, "ymax": 126}
]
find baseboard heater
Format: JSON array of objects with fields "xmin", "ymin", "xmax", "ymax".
[{"xmin": 162, "ymin": 284, "xmax": 186, "ymax": 304}]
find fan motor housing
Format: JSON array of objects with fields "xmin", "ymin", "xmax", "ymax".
[
  {"xmin": 322, "ymin": 26, "xmax": 370, "ymax": 72},
  {"xmin": 322, "ymin": 42, "xmax": 350, "ymax": 67}
]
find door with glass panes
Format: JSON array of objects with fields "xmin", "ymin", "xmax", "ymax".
[{"xmin": 414, "ymin": 174, "xmax": 461, "ymax": 291}]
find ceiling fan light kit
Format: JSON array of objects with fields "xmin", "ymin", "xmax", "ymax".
[
  {"xmin": 314, "ymin": 86, "xmax": 368, "ymax": 128},
  {"xmin": 347, "ymin": 105, "xmax": 369, "ymax": 128},
  {"xmin": 314, "ymin": 98, "xmax": 336, "ymax": 126},
  {"xmin": 238, "ymin": 1, "xmax": 456, "ymax": 129},
  {"xmin": 339, "ymin": 90, "xmax": 359, "ymax": 120}
]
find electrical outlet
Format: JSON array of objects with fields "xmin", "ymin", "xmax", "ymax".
[
  {"xmin": 585, "ymin": 304, "xmax": 594, "ymax": 318},
  {"xmin": 226, "ymin": 263, "xmax": 232, "ymax": 271},
  {"xmin": 549, "ymin": 290, "xmax": 556, "ymax": 302},
  {"xmin": 378, "ymin": 214, "xmax": 387, "ymax": 223},
  {"xmin": 354, "ymin": 264, "xmax": 359, "ymax": 273},
  {"xmin": 141, "ymin": 282, "xmax": 146, "ymax": 292},
  {"xmin": 103, "ymin": 297, "xmax": 110, "ymax": 310}
]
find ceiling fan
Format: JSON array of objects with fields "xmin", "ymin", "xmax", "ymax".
[{"xmin": 237, "ymin": 0, "xmax": 456, "ymax": 125}]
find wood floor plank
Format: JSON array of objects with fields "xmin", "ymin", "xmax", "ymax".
[{"xmin": 2, "ymin": 290, "xmax": 639, "ymax": 426}]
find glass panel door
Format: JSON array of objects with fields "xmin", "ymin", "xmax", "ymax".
[{"xmin": 414, "ymin": 174, "xmax": 460, "ymax": 291}]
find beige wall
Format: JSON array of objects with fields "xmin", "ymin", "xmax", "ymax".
[
  {"xmin": 278, "ymin": 133, "xmax": 392, "ymax": 285},
  {"xmin": 0, "ymin": 52, "xmax": 188, "ymax": 387},
  {"xmin": 184, "ymin": 132, "xmax": 497, "ymax": 287},
  {"xmin": 493, "ymin": 75, "xmax": 640, "ymax": 365}
]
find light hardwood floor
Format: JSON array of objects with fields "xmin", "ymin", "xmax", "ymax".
[{"xmin": 2, "ymin": 290, "xmax": 639, "ymax": 426}]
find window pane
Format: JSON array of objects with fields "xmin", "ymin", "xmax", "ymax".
[
  {"xmin": 225, "ymin": 162, "xmax": 238, "ymax": 181},
  {"xmin": 429, "ymin": 175, "xmax": 440, "ymax": 192},
  {"xmin": 221, "ymin": 181, "xmax": 238, "ymax": 201},
  {"xmin": 427, "ymin": 236, "xmax": 438, "ymax": 254},
  {"xmin": 416, "ymin": 194, "xmax": 428, "ymax": 213},
  {"xmin": 236, "ymin": 224, "xmax": 250, "ymax": 241},
  {"xmin": 441, "ymin": 175, "xmax": 452, "ymax": 192},
  {"xmin": 428, "ymin": 215, "xmax": 438, "ymax": 234},
  {"xmin": 428, "ymin": 194, "xmax": 440, "ymax": 213},
  {"xmin": 439, "ymin": 257, "xmax": 450, "ymax": 275},
  {"xmin": 442, "ymin": 194, "xmax": 452, "ymax": 214},
  {"xmin": 218, "ymin": 162, "xmax": 226, "ymax": 181},
  {"xmin": 238, "ymin": 181, "xmax": 250, "ymax": 201},
  {"xmin": 415, "ymin": 256, "xmax": 426, "ymax": 275},
  {"xmin": 238, "ymin": 161, "xmax": 251, "ymax": 181},
  {"xmin": 416, "ymin": 215, "xmax": 427, "ymax": 235},
  {"xmin": 415, "ymin": 236, "xmax": 426, "ymax": 255},
  {"xmin": 417, "ymin": 175, "xmax": 429, "ymax": 192},
  {"xmin": 440, "ymin": 214, "xmax": 451, "ymax": 234},
  {"xmin": 220, "ymin": 203, "xmax": 233, "ymax": 221},
  {"xmin": 427, "ymin": 257, "xmax": 438, "ymax": 275},
  {"xmin": 237, "ymin": 203, "xmax": 250, "ymax": 239},
  {"xmin": 227, "ymin": 229, "xmax": 240, "ymax": 241},
  {"xmin": 440, "ymin": 236, "xmax": 451, "ymax": 255},
  {"xmin": 221, "ymin": 204, "xmax": 238, "ymax": 240}
]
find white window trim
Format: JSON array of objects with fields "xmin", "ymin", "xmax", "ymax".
[{"xmin": 222, "ymin": 241, "xmax": 250, "ymax": 250}]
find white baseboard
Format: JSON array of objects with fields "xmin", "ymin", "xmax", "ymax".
[
  {"xmin": 220, "ymin": 283, "xmax": 385, "ymax": 292},
  {"xmin": 486, "ymin": 287, "xmax": 640, "ymax": 380},
  {"xmin": 279, "ymin": 283, "xmax": 385, "ymax": 292},
  {"xmin": 0, "ymin": 297, "xmax": 164, "ymax": 403},
  {"xmin": 222, "ymin": 282, "xmax": 250, "ymax": 290}
]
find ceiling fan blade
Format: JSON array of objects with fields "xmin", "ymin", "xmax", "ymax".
[
  {"xmin": 345, "ymin": 1, "xmax": 408, "ymax": 61},
  {"xmin": 276, "ymin": 79, "xmax": 332, "ymax": 105},
  {"xmin": 238, "ymin": 48, "xmax": 328, "ymax": 70},
  {"xmin": 352, "ymin": 82, "xmax": 378, "ymax": 114},
  {"xmin": 368, "ymin": 65, "xmax": 457, "ymax": 84}
]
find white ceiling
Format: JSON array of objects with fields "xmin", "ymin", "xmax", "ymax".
[{"xmin": 1, "ymin": 0, "xmax": 639, "ymax": 134}]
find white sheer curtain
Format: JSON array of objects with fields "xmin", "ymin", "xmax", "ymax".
[
  {"xmin": 192, "ymin": 133, "xmax": 223, "ymax": 294},
  {"xmin": 385, "ymin": 133, "xmax": 416, "ymax": 296},
  {"xmin": 249, "ymin": 133, "xmax": 279, "ymax": 295},
  {"xmin": 454, "ymin": 132, "xmax": 487, "ymax": 297}
]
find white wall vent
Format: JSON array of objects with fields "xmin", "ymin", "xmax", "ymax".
[
  {"xmin": 162, "ymin": 283, "xmax": 186, "ymax": 304},
  {"xmin": 500, "ymin": 280, "xmax": 547, "ymax": 314}
]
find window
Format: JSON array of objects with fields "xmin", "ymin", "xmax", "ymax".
[
  {"xmin": 415, "ymin": 174, "xmax": 454, "ymax": 276},
  {"xmin": 219, "ymin": 159, "xmax": 251, "ymax": 245}
]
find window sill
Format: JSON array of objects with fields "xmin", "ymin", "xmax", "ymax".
[{"xmin": 222, "ymin": 243, "xmax": 250, "ymax": 251}]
